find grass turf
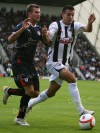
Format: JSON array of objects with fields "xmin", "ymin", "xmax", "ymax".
[{"xmin": 0, "ymin": 77, "xmax": 100, "ymax": 133}]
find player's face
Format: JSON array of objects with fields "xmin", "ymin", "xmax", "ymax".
[
  {"xmin": 29, "ymin": 7, "xmax": 41, "ymax": 23},
  {"xmin": 62, "ymin": 9, "xmax": 75, "ymax": 25}
]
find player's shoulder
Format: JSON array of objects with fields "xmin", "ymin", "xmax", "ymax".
[
  {"xmin": 50, "ymin": 21, "xmax": 58, "ymax": 27},
  {"xmin": 74, "ymin": 21, "xmax": 82, "ymax": 25},
  {"xmin": 35, "ymin": 24, "xmax": 41, "ymax": 31},
  {"xmin": 16, "ymin": 22, "xmax": 23, "ymax": 28},
  {"xmin": 13, "ymin": 22, "xmax": 23, "ymax": 32},
  {"xmin": 74, "ymin": 21, "xmax": 85, "ymax": 30},
  {"xmin": 49, "ymin": 21, "xmax": 59, "ymax": 30},
  {"xmin": 36, "ymin": 24, "xmax": 41, "ymax": 28}
]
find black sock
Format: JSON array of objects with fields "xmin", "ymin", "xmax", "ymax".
[
  {"xmin": 17, "ymin": 94, "xmax": 31, "ymax": 119},
  {"xmin": 8, "ymin": 88, "xmax": 25, "ymax": 96}
]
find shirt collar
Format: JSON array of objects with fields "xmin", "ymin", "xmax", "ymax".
[{"xmin": 60, "ymin": 20, "xmax": 70, "ymax": 28}]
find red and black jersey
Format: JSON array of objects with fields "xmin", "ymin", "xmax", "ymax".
[{"xmin": 12, "ymin": 22, "xmax": 42, "ymax": 64}]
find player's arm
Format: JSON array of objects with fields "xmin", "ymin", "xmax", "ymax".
[
  {"xmin": 42, "ymin": 22, "xmax": 58, "ymax": 46},
  {"xmin": 81, "ymin": 13, "xmax": 96, "ymax": 32},
  {"xmin": 42, "ymin": 25, "xmax": 51, "ymax": 47},
  {"xmin": 8, "ymin": 27, "xmax": 25, "ymax": 43},
  {"xmin": 8, "ymin": 18, "xmax": 31, "ymax": 43}
]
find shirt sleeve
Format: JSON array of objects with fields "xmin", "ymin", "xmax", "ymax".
[
  {"xmin": 13, "ymin": 22, "xmax": 22, "ymax": 32},
  {"xmin": 48, "ymin": 22, "xmax": 58, "ymax": 41},
  {"xmin": 74, "ymin": 22, "xmax": 86, "ymax": 35}
]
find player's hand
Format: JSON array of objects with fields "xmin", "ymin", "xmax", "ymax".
[
  {"xmin": 22, "ymin": 18, "xmax": 31, "ymax": 30},
  {"xmin": 42, "ymin": 25, "xmax": 49, "ymax": 36},
  {"xmin": 88, "ymin": 13, "xmax": 96, "ymax": 24},
  {"xmin": 60, "ymin": 38, "xmax": 73, "ymax": 44}
]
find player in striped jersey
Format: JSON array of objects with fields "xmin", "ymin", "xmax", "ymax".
[{"xmin": 27, "ymin": 5, "xmax": 96, "ymax": 116}]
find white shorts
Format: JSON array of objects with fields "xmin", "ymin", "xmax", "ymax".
[{"xmin": 46, "ymin": 62, "xmax": 69, "ymax": 85}]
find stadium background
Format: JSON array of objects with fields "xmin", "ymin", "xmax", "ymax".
[
  {"xmin": 0, "ymin": 1, "xmax": 100, "ymax": 133},
  {"xmin": 0, "ymin": 0, "xmax": 100, "ymax": 80}
]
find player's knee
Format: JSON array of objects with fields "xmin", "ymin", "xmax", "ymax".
[
  {"xmin": 71, "ymin": 77, "xmax": 77, "ymax": 83},
  {"xmin": 33, "ymin": 91, "xmax": 39, "ymax": 98},
  {"xmin": 46, "ymin": 84, "xmax": 60, "ymax": 98},
  {"xmin": 27, "ymin": 89, "xmax": 39, "ymax": 98},
  {"xmin": 48, "ymin": 93, "xmax": 56, "ymax": 97},
  {"xmin": 68, "ymin": 75, "xmax": 77, "ymax": 83},
  {"xmin": 47, "ymin": 91, "xmax": 56, "ymax": 97}
]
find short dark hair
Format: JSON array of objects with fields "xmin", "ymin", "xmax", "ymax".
[
  {"xmin": 62, "ymin": 5, "xmax": 74, "ymax": 13},
  {"xmin": 26, "ymin": 4, "xmax": 40, "ymax": 16}
]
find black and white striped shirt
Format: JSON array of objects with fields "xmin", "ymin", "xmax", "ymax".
[{"xmin": 47, "ymin": 20, "xmax": 85, "ymax": 65}]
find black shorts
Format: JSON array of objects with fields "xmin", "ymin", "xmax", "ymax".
[{"xmin": 12, "ymin": 63, "xmax": 39, "ymax": 91}]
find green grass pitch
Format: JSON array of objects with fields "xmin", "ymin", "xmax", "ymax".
[{"xmin": 0, "ymin": 77, "xmax": 100, "ymax": 133}]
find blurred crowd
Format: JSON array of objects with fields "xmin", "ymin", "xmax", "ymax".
[
  {"xmin": 75, "ymin": 35, "xmax": 100, "ymax": 80},
  {"xmin": 0, "ymin": 8, "xmax": 100, "ymax": 80}
]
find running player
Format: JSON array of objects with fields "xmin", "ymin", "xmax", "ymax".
[{"xmin": 27, "ymin": 5, "xmax": 96, "ymax": 116}]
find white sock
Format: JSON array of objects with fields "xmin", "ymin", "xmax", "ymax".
[
  {"xmin": 28, "ymin": 89, "xmax": 48, "ymax": 108},
  {"xmin": 68, "ymin": 83, "xmax": 84, "ymax": 114}
]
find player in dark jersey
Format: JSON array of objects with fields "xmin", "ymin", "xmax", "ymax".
[{"xmin": 3, "ymin": 4, "xmax": 49, "ymax": 126}]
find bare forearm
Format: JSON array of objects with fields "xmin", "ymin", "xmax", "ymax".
[
  {"xmin": 85, "ymin": 13, "xmax": 96, "ymax": 32},
  {"xmin": 82, "ymin": 13, "xmax": 95, "ymax": 32},
  {"xmin": 86, "ymin": 22, "xmax": 92, "ymax": 32},
  {"xmin": 8, "ymin": 27, "xmax": 25, "ymax": 43},
  {"xmin": 42, "ymin": 35, "xmax": 51, "ymax": 46}
]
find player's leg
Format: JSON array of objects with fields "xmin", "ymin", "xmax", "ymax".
[
  {"xmin": 59, "ymin": 67, "xmax": 94, "ymax": 115},
  {"xmin": 18, "ymin": 77, "xmax": 40, "ymax": 117},
  {"xmin": 15, "ymin": 85, "xmax": 34, "ymax": 120},
  {"xmin": 3, "ymin": 86, "xmax": 25, "ymax": 105},
  {"xmin": 7, "ymin": 77, "xmax": 25, "ymax": 96},
  {"xmin": 3, "ymin": 66, "xmax": 25, "ymax": 105},
  {"xmin": 14, "ymin": 85, "xmax": 38, "ymax": 126},
  {"xmin": 28, "ymin": 80, "xmax": 61, "ymax": 109},
  {"xmin": 26, "ymin": 64, "xmax": 63, "ymax": 115},
  {"xmin": 14, "ymin": 63, "xmax": 40, "ymax": 126},
  {"xmin": 2, "ymin": 64, "xmax": 26, "ymax": 105}
]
